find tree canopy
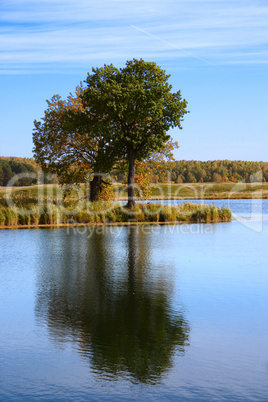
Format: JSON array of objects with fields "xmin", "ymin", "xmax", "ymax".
[
  {"xmin": 83, "ymin": 59, "xmax": 188, "ymax": 207},
  {"xmin": 33, "ymin": 59, "xmax": 188, "ymax": 205},
  {"xmin": 33, "ymin": 84, "xmax": 119, "ymax": 200}
]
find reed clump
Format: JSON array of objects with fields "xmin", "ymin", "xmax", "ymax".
[
  {"xmin": 0, "ymin": 201, "xmax": 232, "ymax": 228},
  {"xmin": 189, "ymin": 204, "xmax": 232, "ymax": 222}
]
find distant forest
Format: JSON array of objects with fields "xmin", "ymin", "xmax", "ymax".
[
  {"xmin": 145, "ymin": 160, "xmax": 268, "ymax": 184},
  {"xmin": 0, "ymin": 157, "xmax": 38, "ymax": 186},
  {"xmin": 0, "ymin": 157, "xmax": 267, "ymax": 186}
]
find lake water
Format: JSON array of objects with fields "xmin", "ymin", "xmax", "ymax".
[{"xmin": 0, "ymin": 200, "xmax": 268, "ymax": 401}]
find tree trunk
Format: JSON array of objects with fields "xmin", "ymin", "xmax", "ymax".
[
  {"xmin": 90, "ymin": 174, "xmax": 102, "ymax": 202},
  {"xmin": 127, "ymin": 149, "xmax": 136, "ymax": 209}
]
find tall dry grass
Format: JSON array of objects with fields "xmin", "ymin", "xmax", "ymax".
[{"xmin": 0, "ymin": 201, "xmax": 232, "ymax": 227}]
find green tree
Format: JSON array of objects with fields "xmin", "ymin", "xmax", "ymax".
[
  {"xmin": 0, "ymin": 164, "xmax": 4, "ymax": 186},
  {"xmin": 185, "ymin": 171, "xmax": 197, "ymax": 183},
  {"xmin": 212, "ymin": 172, "xmax": 222, "ymax": 182},
  {"xmin": 196, "ymin": 168, "xmax": 207, "ymax": 182},
  {"xmin": 83, "ymin": 59, "xmax": 188, "ymax": 207},
  {"xmin": 1, "ymin": 161, "xmax": 13, "ymax": 186},
  {"xmin": 176, "ymin": 174, "xmax": 184, "ymax": 183}
]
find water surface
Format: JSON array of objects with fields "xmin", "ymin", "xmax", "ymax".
[{"xmin": 0, "ymin": 200, "xmax": 267, "ymax": 400}]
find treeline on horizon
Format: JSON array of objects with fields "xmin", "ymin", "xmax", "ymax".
[
  {"xmin": 145, "ymin": 160, "xmax": 268, "ymax": 184},
  {"xmin": 0, "ymin": 157, "xmax": 38, "ymax": 186},
  {"xmin": 0, "ymin": 157, "xmax": 267, "ymax": 186}
]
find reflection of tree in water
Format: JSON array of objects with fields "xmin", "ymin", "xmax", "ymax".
[{"xmin": 35, "ymin": 227, "xmax": 190, "ymax": 384}]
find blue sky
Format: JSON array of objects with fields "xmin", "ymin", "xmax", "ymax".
[{"xmin": 0, "ymin": 0, "xmax": 267, "ymax": 161}]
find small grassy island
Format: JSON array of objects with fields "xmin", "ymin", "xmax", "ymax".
[
  {"xmin": 0, "ymin": 185, "xmax": 232, "ymax": 228},
  {"xmin": 0, "ymin": 202, "xmax": 232, "ymax": 229}
]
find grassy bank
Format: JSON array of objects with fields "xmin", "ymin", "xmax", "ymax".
[
  {"xmin": 1, "ymin": 181, "xmax": 267, "ymax": 200},
  {"xmin": 0, "ymin": 201, "xmax": 232, "ymax": 229},
  {"xmin": 137, "ymin": 182, "xmax": 268, "ymax": 199}
]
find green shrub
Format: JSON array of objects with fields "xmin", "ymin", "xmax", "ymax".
[
  {"xmin": 162, "ymin": 205, "xmax": 177, "ymax": 222},
  {"xmin": 30, "ymin": 205, "xmax": 41, "ymax": 225},
  {"xmin": 5, "ymin": 209, "xmax": 18, "ymax": 226},
  {"xmin": 220, "ymin": 207, "xmax": 232, "ymax": 221},
  {"xmin": 18, "ymin": 212, "xmax": 31, "ymax": 225},
  {"xmin": 210, "ymin": 205, "xmax": 219, "ymax": 221},
  {"xmin": 105, "ymin": 210, "xmax": 118, "ymax": 223},
  {"xmin": 130, "ymin": 205, "xmax": 145, "ymax": 222},
  {"xmin": 0, "ymin": 208, "xmax": 6, "ymax": 225},
  {"xmin": 76, "ymin": 210, "xmax": 92, "ymax": 223}
]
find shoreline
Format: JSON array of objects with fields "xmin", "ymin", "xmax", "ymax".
[
  {"xmin": 0, "ymin": 219, "xmax": 228, "ymax": 230},
  {"xmin": 116, "ymin": 195, "xmax": 268, "ymax": 200}
]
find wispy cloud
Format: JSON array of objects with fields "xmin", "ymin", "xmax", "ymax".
[
  {"xmin": 1, "ymin": 0, "xmax": 160, "ymax": 23},
  {"xmin": 1, "ymin": 0, "xmax": 268, "ymax": 73}
]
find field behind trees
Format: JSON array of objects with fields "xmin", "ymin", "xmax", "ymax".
[{"xmin": 1, "ymin": 181, "xmax": 268, "ymax": 200}]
